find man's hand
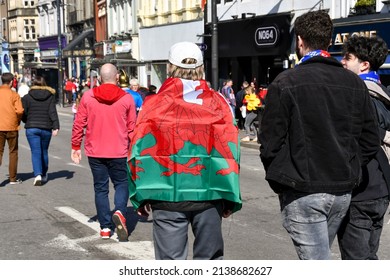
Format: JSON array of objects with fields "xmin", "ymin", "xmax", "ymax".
[
  {"xmin": 137, "ymin": 203, "xmax": 151, "ymax": 217},
  {"xmin": 71, "ymin": 149, "xmax": 82, "ymax": 164}
]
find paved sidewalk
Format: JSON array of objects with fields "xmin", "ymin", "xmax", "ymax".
[
  {"xmin": 239, "ymin": 129, "xmax": 260, "ymax": 150},
  {"xmin": 56, "ymin": 104, "xmax": 73, "ymax": 116}
]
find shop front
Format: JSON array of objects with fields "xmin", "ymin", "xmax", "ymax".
[
  {"xmin": 330, "ymin": 13, "xmax": 390, "ymax": 86},
  {"xmin": 204, "ymin": 13, "xmax": 292, "ymax": 92},
  {"xmin": 139, "ymin": 20, "xmax": 204, "ymax": 89},
  {"xmin": 22, "ymin": 34, "xmax": 68, "ymax": 101},
  {"xmin": 62, "ymin": 29, "xmax": 94, "ymax": 80}
]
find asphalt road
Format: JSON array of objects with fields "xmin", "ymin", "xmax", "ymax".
[{"xmin": 0, "ymin": 105, "xmax": 389, "ymax": 260}]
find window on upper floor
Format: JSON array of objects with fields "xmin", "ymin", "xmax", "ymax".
[
  {"xmin": 24, "ymin": 26, "xmax": 30, "ymax": 40},
  {"xmin": 24, "ymin": 18, "xmax": 36, "ymax": 40},
  {"xmin": 31, "ymin": 26, "xmax": 36, "ymax": 39},
  {"xmin": 24, "ymin": 0, "xmax": 35, "ymax": 7}
]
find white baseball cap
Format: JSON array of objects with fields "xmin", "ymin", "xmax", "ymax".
[{"xmin": 168, "ymin": 41, "xmax": 203, "ymax": 69}]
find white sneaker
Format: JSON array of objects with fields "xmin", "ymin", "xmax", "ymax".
[
  {"xmin": 34, "ymin": 175, "xmax": 42, "ymax": 186},
  {"xmin": 9, "ymin": 179, "xmax": 23, "ymax": 185},
  {"xmin": 252, "ymin": 136, "xmax": 258, "ymax": 142},
  {"xmin": 241, "ymin": 136, "xmax": 250, "ymax": 142}
]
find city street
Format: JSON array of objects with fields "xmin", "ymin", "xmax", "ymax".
[{"xmin": 0, "ymin": 105, "xmax": 389, "ymax": 260}]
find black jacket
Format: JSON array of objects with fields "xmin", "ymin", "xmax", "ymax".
[
  {"xmin": 352, "ymin": 81, "xmax": 390, "ymax": 201},
  {"xmin": 22, "ymin": 86, "xmax": 60, "ymax": 130},
  {"xmin": 259, "ymin": 56, "xmax": 380, "ymax": 194}
]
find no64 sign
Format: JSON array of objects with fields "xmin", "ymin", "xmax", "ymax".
[{"xmin": 255, "ymin": 26, "xmax": 279, "ymax": 46}]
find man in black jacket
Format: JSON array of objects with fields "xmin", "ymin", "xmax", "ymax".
[
  {"xmin": 337, "ymin": 35, "xmax": 390, "ymax": 259},
  {"xmin": 259, "ymin": 11, "xmax": 380, "ymax": 259}
]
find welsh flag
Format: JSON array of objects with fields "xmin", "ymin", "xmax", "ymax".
[{"xmin": 128, "ymin": 78, "xmax": 241, "ymax": 213}]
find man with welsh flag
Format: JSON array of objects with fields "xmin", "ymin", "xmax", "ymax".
[{"xmin": 128, "ymin": 41, "xmax": 241, "ymax": 260}]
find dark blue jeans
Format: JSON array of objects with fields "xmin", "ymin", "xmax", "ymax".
[
  {"xmin": 337, "ymin": 196, "xmax": 389, "ymax": 259},
  {"xmin": 26, "ymin": 128, "xmax": 52, "ymax": 177},
  {"xmin": 88, "ymin": 157, "xmax": 129, "ymax": 230}
]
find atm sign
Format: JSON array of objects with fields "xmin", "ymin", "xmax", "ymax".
[{"xmin": 255, "ymin": 26, "xmax": 279, "ymax": 46}]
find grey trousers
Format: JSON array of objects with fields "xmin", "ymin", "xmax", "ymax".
[{"xmin": 152, "ymin": 206, "xmax": 224, "ymax": 260}]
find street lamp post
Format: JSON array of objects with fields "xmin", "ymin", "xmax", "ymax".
[
  {"xmin": 56, "ymin": 0, "xmax": 63, "ymax": 107},
  {"xmin": 211, "ymin": 0, "xmax": 218, "ymax": 91}
]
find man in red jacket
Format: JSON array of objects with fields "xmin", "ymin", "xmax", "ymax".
[{"xmin": 71, "ymin": 63, "xmax": 136, "ymax": 241}]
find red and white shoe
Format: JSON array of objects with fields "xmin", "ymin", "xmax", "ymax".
[
  {"xmin": 100, "ymin": 228, "xmax": 111, "ymax": 239},
  {"xmin": 112, "ymin": 210, "xmax": 128, "ymax": 242}
]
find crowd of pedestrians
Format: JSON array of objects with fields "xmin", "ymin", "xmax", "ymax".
[{"xmin": 1, "ymin": 9, "xmax": 390, "ymax": 261}]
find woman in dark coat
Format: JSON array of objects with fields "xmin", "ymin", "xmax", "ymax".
[{"xmin": 22, "ymin": 76, "xmax": 60, "ymax": 186}]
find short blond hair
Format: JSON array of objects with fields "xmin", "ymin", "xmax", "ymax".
[{"xmin": 168, "ymin": 58, "xmax": 204, "ymax": 81}]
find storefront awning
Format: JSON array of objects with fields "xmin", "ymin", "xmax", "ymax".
[{"xmin": 63, "ymin": 29, "xmax": 94, "ymax": 58}]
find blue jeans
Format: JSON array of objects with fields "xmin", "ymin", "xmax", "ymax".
[
  {"xmin": 279, "ymin": 190, "xmax": 351, "ymax": 259},
  {"xmin": 337, "ymin": 196, "xmax": 389, "ymax": 259},
  {"xmin": 26, "ymin": 128, "xmax": 52, "ymax": 177},
  {"xmin": 88, "ymin": 157, "xmax": 129, "ymax": 229},
  {"xmin": 152, "ymin": 204, "xmax": 224, "ymax": 260}
]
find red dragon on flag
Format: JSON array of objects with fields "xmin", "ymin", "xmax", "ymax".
[{"xmin": 128, "ymin": 77, "xmax": 241, "ymax": 212}]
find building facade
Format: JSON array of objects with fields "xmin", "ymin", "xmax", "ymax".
[
  {"xmin": 92, "ymin": 0, "xmax": 204, "ymax": 89},
  {"xmin": 62, "ymin": 0, "xmax": 94, "ymax": 81},
  {"xmin": 205, "ymin": 0, "xmax": 390, "ymax": 91},
  {"xmin": 7, "ymin": 0, "xmax": 38, "ymax": 75},
  {"xmin": 88, "ymin": 0, "xmax": 390, "ymax": 91},
  {"xmin": 137, "ymin": 0, "xmax": 204, "ymax": 88},
  {"xmin": 92, "ymin": 0, "xmax": 138, "ymax": 81}
]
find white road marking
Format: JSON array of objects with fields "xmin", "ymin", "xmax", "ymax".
[
  {"xmin": 97, "ymin": 242, "xmax": 154, "ymax": 260},
  {"xmin": 55, "ymin": 206, "xmax": 154, "ymax": 259},
  {"xmin": 19, "ymin": 143, "xmax": 89, "ymax": 169},
  {"xmin": 56, "ymin": 206, "xmax": 101, "ymax": 232},
  {"xmin": 45, "ymin": 234, "xmax": 88, "ymax": 252}
]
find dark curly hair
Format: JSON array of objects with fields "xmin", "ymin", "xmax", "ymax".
[
  {"xmin": 294, "ymin": 10, "xmax": 333, "ymax": 51},
  {"xmin": 342, "ymin": 35, "xmax": 388, "ymax": 71}
]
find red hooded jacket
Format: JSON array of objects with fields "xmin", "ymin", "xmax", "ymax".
[{"xmin": 71, "ymin": 83, "xmax": 136, "ymax": 158}]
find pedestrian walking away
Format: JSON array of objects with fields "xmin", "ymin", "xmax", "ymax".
[
  {"xmin": 21, "ymin": 76, "xmax": 60, "ymax": 186},
  {"xmin": 129, "ymin": 41, "xmax": 242, "ymax": 260},
  {"xmin": 337, "ymin": 35, "xmax": 390, "ymax": 260},
  {"xmin": 0, "ymin": 72, "xmax": 24, "ymax": 185},
  {"xmin": 259, "ymin": 10, "xmax": 380, "ymax": 260},
  {"xmin": 241, "ymin": 86, "xmax": 261, "ymax": 142},
  {"xmin": 71, "ymin": 63, "xmax": 136, "ymax": 241},
  {"xmin": 118, "ymin": 69, "xmax": 143, "ymax": 113}
]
